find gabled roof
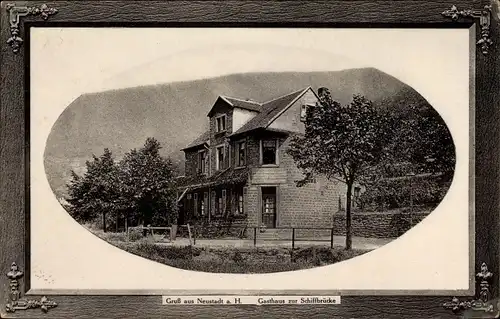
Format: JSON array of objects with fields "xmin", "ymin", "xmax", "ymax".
[
  {"xmin": 185, "ymin": 87, "xmax": 313, "ymax": 150},
  {"xmin": 207, "ymin": 95, "xmax": 262, "ymax": 116},
  {"xmin": 181, "ymin": 130, "xmax": 210, "ymax": 151},
  {"xmin": 231, "ymin": 87, "xmax": 311, "ymax": 136}
]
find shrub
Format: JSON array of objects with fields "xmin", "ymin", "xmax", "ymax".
[
  {"xmin": 113, "ymin": 243, "xmax": 370, "ymax": 274},
  {"xmin": 232, "ymin": 251, "xmax": 244, "ymax": 263},
  {"xmin": 389, "ymin": 213, "xmax": 413, "ymax": 236},
  {"xmin": 358, "ymin": 175, "xmax": 451, "ymax": 211},
  {"xmin": 128, "ymin": 228, "xmax": 143, "ymax": 242},
  {"xmin": 102, "ymin": 232, "xmax": 127, "ymax": 242},
  {"xmin": 291, "ymin": 246, "xmax": 367, "ymax": 264}
]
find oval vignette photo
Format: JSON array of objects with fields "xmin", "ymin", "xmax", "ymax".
[{"xmin": 42, "ymin": 29, "xmax": 456, "ymax": 275}]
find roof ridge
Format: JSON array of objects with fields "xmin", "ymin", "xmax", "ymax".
[
  {"xmin": 262, "ymin": 86, "xmax": 311, "ymax": 105},
  {"xmin": 221, "ymin": 95, "xmax": 262, "ymax": 105},
  {"xmin": 218, "ymin": 96, "xmax": 234, "ymax": 107}
]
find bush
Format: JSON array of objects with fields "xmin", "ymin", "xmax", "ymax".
[
  {"xmin": 102, "ymin": 232, "xmax": 127, "ymax": 242},
  {"xmin": 113, "ymin": 242, "xmax": 370, "ymax": 274},
  {"xmin": 358, "ymin": 175, "xmax": 451, "ymax": 211},
  {"xmin": 291, "ymin": 246, "xmax": 366, "ymax": 265},
  {"xmin": 128, "ymin": 228, "xmax": 144, "ymax": 241},
  {"xmin": 232, "ymin": 251, "xmax": 245, "ymax": 263},
  {"xmin": 389, "ymin": 213, "xmax": 413, "ymax": 236}
]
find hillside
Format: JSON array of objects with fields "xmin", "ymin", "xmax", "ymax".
[{"xmin": 44, "ymin": 68, "xmax": 435, "ymax": 199}]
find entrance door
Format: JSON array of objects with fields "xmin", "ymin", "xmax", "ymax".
[{"xmin": 261, "ymin": 187, "xmax": 277, "ymax": 228}]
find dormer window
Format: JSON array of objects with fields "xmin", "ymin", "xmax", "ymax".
[{"xmin": 216, "ymin": 115, "xmax": 226, "ymax": 132}]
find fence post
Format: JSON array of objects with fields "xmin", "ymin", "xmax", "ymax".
[
  {"xmin": 253, "ymin": 227, "xmax": 257, "ymax": 247},
  {"xmin": 292, "ymin": 228, "xmax": 295, "ymax": 250},
  {"xmin": 187, "ymin": 223, "xmax": 193, "ymax": 246},
  {"xmin": 330, "ymin": 227, "xmax": 334, "ymax": 249},
  {"xmin": 193, "ymin": 225, "xmax": 196, "ymax": 246}
]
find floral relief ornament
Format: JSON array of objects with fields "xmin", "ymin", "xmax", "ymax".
[
  {"xmin": 443, "ymin": 262, "xmax": 497, "ymax": 316},
  {"xmin": 5, "ymin": 262, "xmax": 57, "ymax": 313},
  {"xmin": 442, "ymin": 5, "xmax": 492, "ymax": 55},
  {"xmin": 5, "ymin": 3, "xmax": 58, "ymax": 53}
]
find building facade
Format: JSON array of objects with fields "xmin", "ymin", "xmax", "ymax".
[{"xmin": 176, "ymin": 87, "xmax": 348, "ymax": 230}]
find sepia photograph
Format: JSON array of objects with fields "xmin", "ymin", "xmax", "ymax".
[
  {"xmin": 1, "ymin": 1, "xmax": 499, "ymax": 318},
  {"xmin": 28, "ymin": 26, "xmax": 471, "ymax": 291},
  {"xmin": 46, "ymin": 53, "xmax": 456, "ymax": 274}
]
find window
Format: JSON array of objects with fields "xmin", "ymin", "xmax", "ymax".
[
  {"xmin": 198, "ymin": 150, "xmax": 207, "ymax": 174},
  {"xmin": 237, "ymin": 191, "xmax": 244, "ymax": 214},
  {"xmin": 301, "ymin": 104, "xmax": 314, "ymax": 122},
  {"xmin": 300, "ymin": 104, "xmax": 307, "ymax": 122},
  {"xmin": 201, "ymin": 192, "xmax": 208, "ymax": 216},
  {"xmin": 218, "ymin": 196, "xmax": 223, "ymax": 216},
  {"xmin": 216, "ymin": 146, "xmax": 225, "ymax": 170},
  {"xmin": 263, "ymin": 196, "xmax": 275, "ymax": 214},
  {"xmin": 216, "ymin": 115, "xmax": 226, "ymax": 132},
  {"xmin": 237, "ymin": 141, "xmax": 246, "ymax": 167},
  {"xmin": 216, "ymin": 189, "xmax": 226, "ymax": 216},
  {"xmin": 261, "ymin": 139, "xmax": 278, "ymax": 165}
]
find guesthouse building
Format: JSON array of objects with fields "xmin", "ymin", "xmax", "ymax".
[{"xmin": 176, "ymin": 87, "xmax": 348, "ymax": 231}]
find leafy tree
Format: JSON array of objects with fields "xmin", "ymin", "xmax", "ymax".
[
  {"xmin": 381, "ymin": 103, "xmax": 455, "ymax": 179},
  {"xmin": 411, "ymin": 106, "xmax": 455, "ymax": 178},
  {"xmin": 66, "ymin": 138, "xmax": 178, "ymax": 232},
  {"xmin": 118, "ymin": 137, "xmax": 178, "ymax": 227},
  {"xmin": 288, "ymin": 88, "xmax": 389, "ymax": 250},
  {"xmin": 66, "ymin": 148, "xmax": 120, "ymax": 232}
]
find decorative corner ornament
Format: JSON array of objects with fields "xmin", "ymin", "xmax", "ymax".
[
  {"xmin": 5, "ymin": 262, "xmax": 57, "ymax": 313},
  {"xmin": 442, "ymin": 5, "xmax": 492, "ymax": 55},
  {"xmin": 5, "ymin": 3, "xmax": 58, "ymax": 53},
  {"xmin": 443, "ymin": 262, "xmax": 497, "ymax": 316}
]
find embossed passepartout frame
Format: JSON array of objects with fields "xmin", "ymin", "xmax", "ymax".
[{"xmin": 1, "ymin": 1, "xmax": 499, "ymax": 318}]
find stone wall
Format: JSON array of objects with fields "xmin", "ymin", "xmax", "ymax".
[{"xmin": 331, "ymin": 211, "xmax": 429, "ymax": 238}]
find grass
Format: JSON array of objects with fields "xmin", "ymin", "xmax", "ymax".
[
  {"xmin": 83, "ymin": 223, "xmax": 170, "ymax": 243},
  {"xmin": 113, "ymin": 239, "xmax": 370, "ymax": 273},
  {"xmin": 83, "ymin": 224, "xmax": 371, "ymax": 273}
]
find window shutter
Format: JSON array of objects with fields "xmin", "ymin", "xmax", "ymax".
[
  {"xmin": 222, "ymin": 189, "xmax": 227, "ymax": 214},
  {"xmin": 197, "ymin": 153, "xmax": 201, "ymax": 173},
  {"xmin": 203, "ymin": 192, "xmax": 208, "ymax": 216},
  {"xmin": 211, "ymin": 191, "xmax": 216, "ymax": 216},
  {"xmin": 204, "ymin": 152, "xmax": 209, "ymax": 175},
  {"xmin": 230, "ymin": 190, "xmax": 235, "ymax": 215},
  {"xmin": 242, "ymin": 187, "xmax": 248, "ymax": 214},
  {"xmin": 193, "ymin": 193, "xmax": 198, "ymax": 216}
]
